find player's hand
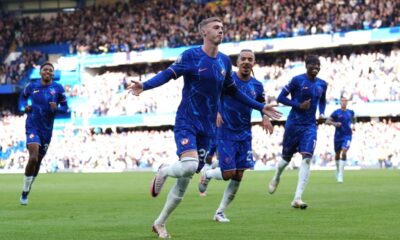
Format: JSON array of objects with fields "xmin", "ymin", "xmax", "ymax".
[
  {"xmin": 24, "ymin": 105, "xmax": 32, "ymax": 113},
  {"xmin": 262, "ymin": 115, "xmax": 274, "ymax": 134},
  {"xmin": 216, "ymin": 112, "xmax": 224, "ymax": 127},
  {"xmin": 127, "ymin": 80, "xmax": 144, "ymax": 96},
  {"xmin": 299, "ymin": 99, "xmax": 311, "ymax": 110},
  {"xmin": 49, "ymin": 102, "xmax": 57, "ymax": 110},
  {"xmin": 262, "ymin": 104, "xmax": 282, "ymax": 120},
  {"xmin": 317, "ymin": 114, "xmax": 326, "ymax": 124}
]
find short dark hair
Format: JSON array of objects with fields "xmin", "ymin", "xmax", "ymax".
[
  {"xmin": 240, "ymin": 49, "xmax": 254, "ymax": 54},
  {"xmin": 238, "ymin": 49, "xmax": 255, "ymax": 60},
  {"xmin": 305, "ymin": 55, "xmax": 320, "ymax": 65},
  {"xmin": 40, "ymin": 62, "xmax": 54, "ymax": 70},
  {"xmin": 198, "ymin": 17, "xmax": 222, "ymax": 33}
]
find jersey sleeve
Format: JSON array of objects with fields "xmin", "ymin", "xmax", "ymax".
[
  {"xmin": 56, "ymin": 84, "xmax": 69, "ymax": 113},
  {"xmin": 277, "ymin": 77, "xmax": 300, "ymax": 108},
  {"xmin": 283, "ymin": 77, "xmax": 299, "ymax": 94},
  {"xmin": 330, "ymin": 110, "xmax": 338, "ymax": 121},
  {"xmin": 254, "ymin": 80, "xmax": 265, "ymax": 116},
  {"xmin": 20, "ymin": 82, "xmax": 33, "ymax": 108},
  {"xmin": 254, "ymin": 80, "xmax": 265, "ymax": 103},
  {"xmin": 318, "ymin": 81, "xmax": 327, "ymax": 115},
  {"xmin": 168, "ymin": 51, "xmax": 190, "ymax": 79},
  {"xmin": 222, "ymin": 56, "xmax": 235, "ymax": 90},
  {"xmin": 143, "ymin": 51, "xmax": 189, "ymax": 90}
]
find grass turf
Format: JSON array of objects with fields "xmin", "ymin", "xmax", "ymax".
[{"xmin": 0, "ymin": 170, "xmax": 398, "ymax": 240}]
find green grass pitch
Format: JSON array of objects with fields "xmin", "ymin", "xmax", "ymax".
[{"xmin": 0, "ymin": 170, "xmax": 398, "ymax": 240}]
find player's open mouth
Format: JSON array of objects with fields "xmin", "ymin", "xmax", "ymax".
[{"xmin": 242, "ymin": 64, "xmax": 250, "ymax": 70}]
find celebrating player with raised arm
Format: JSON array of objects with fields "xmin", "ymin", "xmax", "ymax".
[
  {"xmin": 198, "ymin": 49, "xmax": 274, "ymax": 223},
  {"xmin": 127, "ymin": 17, "xmax": 281, "ymax": 239}
]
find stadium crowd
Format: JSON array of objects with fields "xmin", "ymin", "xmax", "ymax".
[
  {"xmin": 0, "ymin": 50, "xmax": 47, "ymax": 85},
  {"xmin": 1, "ymin": 115, "xmax": 399, "ymax": 172},
  {"xmin": 3, "ymin": 0, "xmax": 400, "ymax": 54},
  {"xmin": 1, "ymin": 0, "xmax": 399, "ymax": 85},
  {"xmin": 64, "ymin": 48, "xmax": 400, "ymax": 117}
]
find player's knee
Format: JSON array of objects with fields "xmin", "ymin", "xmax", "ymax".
[
  {"xmin": 302, "ymin": 156, "xmax": 312, "ymax": 164},
  {"xmin": 282, "ymin": 156, "xmax": 292, "ymax": 162},
  {"xmin": 180, "ymin": 158, "xmax": 198, "ymax": 178},
  {"xmin": 222, "ymin": 173, "xmax": 232, "ymax": 181},
  {"xmin": 222, "ymin": 171, "xmax": 237, "ymax": 181},
  {"xmin": 231, "ymin": 175, "xmax": 243, "ymax": 182},
  {"xmin": 28, "ymin": 156, "xmax": 39, "ymax": 164}
]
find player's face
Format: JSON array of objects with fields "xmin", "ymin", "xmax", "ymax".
[
  {"xmin": 40, "ymin": 65, "xmax": 54, "ymax": 83},
  {"xmin": 203, "ymin": 21, "xmax": 224, "ymax": 45},
  {"xmin": 306, "ymin": 62, "xmax": 320, "ymax": 78},
  {"xmin": 237, "ymin": 51, "xmax": 255, "ymax": 78},
  {"xmin": 340, "ymin": 98, "xmax": 348, "ymax": 109}
]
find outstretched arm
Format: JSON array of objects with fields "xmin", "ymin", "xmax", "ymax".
[
  {"xmin": 225, "ymin": 84, "xmax": 281, "ymax": 120},
  {"xmin": 127, "ymin": 69, "xmax": 176, "ymax": 96},
  {"xmin": 127, "ymin": 51, "xmax": 187, "ymax": 96}
]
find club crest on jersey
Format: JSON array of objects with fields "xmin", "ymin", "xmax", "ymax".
[
  {"xmin": 29, "ymin": 133, "xmax": 35, "ymax": 139},
  {"xmin": 49, "ymin": 88, "xmax": 56, "ymax": 95},
  {"xmin": 181, "ymin": 138, "xmax": 189, "ymax": 145},
  {"xmin": 220, "ymin": 69, "xmax": 226, "ymax": 77}
]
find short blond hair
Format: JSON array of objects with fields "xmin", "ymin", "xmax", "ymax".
[{"xmin": 198, "ymin": 17, "xmax": 222, "ymax": 35}]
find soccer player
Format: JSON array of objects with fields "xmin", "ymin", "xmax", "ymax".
[
  {"xmin": 267, "ymin": 55, "xmax": 327, "ymax": 209},
  {"xmin": 198, "ymin": 49, "xmax": 274, "ymax": 222},
  {"xmin": 325, "ymin": 97, "xmax": 355, "ymax": 183},
  {"xmin": 19, "ymin": 62, "xmax": 69, "ymax": 205},
  {"xmin": 127, "ymin": 17, "xmax": 281, "ymax": 238}
]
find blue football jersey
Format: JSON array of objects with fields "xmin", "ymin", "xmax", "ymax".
[
  {"xmin": 168, "ymin": 47, "xmax": 235, "ymax": 136},
  {"xmin": 20, "ymin": 81, "xmax": 68, "ymax": 134},
  {"xmin": 330, "ymin": 109, "xmax": 355, "ymax": 141},
  {"xmin": 280, "ymin": 73, "xmax": 327, "ymax": 126},
  {"xmin": 218, "ymin": 72, "xmax": 264, "ymax": 141}
]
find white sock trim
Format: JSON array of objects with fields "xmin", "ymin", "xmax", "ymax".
[
  {"xmin": 23, "ymin": 176, "xmax": 34, "ymax": 192},
  {"xmin": 180, "ymin": 157, "xmax": 198, "ymax": 162}
]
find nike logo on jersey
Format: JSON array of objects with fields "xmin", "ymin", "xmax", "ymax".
[
  {"xmin": 33, "ymin": 90, "xmax": 39, "ymax": 93},
  {"xmin": 199, "ymin": 68, "xmax": 208, "ymax": 72},
  {"xmin": 302, "ymin": 87, "xmax": 308, "ymax": 90}
]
